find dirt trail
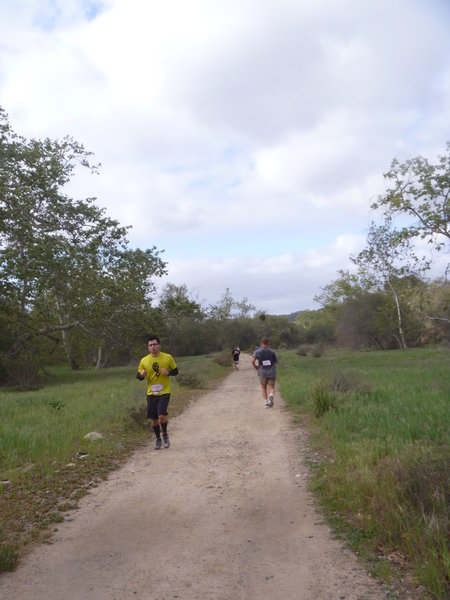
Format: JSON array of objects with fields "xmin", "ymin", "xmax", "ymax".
[{"xmin": 0, "ymin": 354, "xmax": 385, "ymax": 600}]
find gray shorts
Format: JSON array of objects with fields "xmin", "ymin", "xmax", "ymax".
[{"xmin": 259, "ymin": 375, "xmax": 276, "ymax": 386}]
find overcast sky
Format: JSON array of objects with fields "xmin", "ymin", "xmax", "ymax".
[{"xmin": 1, "ymin": 0, "xmax": 449, "ymax": 314}]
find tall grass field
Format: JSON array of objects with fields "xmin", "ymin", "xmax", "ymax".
[{"xmin": 278, "ymin": 347, "xmax": 449, "ymax": 599}]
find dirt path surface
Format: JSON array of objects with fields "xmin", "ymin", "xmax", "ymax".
[{"xmin": 1, "ymin": 354, "xmax": 385, "ymax": 600}]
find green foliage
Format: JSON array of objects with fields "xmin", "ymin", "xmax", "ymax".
[
  {"xmin": 157, "ymin": 284, "xmax": 205, "ymax": 356},
  {"xmin": 49, "ymin": 400, "xmax": 65, "ymax": 411},
  {"xmin": 312, "ymin": 383, "xmax": 335, "ymax": 417},
  {"xmin": 329, "ymin": 370, "xmax": 371, "ymax": 394},
  {"xmin": 310, "ymin": 344, "xmax": 325, "ymax": 358},
  {"xmin": 375, "ymin": 446, "xmax": 449, "ymax": 598},
  {"xmin": 296, "ymin": 344, "xmax": 311, "ymax": 356},
  {"xmin": 352, "ymin": 219, "xmax": 430, "ymax": 350},
  {"xmin": 213, "ymin": 350, "xmax": 233, "ymax": 367},
  {"xmin": 372, "ymin": 142, "xmax": 450, "ymax": 246},
  {"xmin": 0, "ymin": 107, "xmax": 167, "ymax": 383},
  {"xmin": 0, "ymin": 545, "xmax": 18, "ymax": 572},
  {"xmin": 128, "ymin": 404, "xmax": 148, "ymax": 427},
  {"xmin": 207, "ymin": 287, "xmax": 255, "ymax": 320},
  {"xmin": 295, "ymin": 308, "xmax": 336, "ymax": 345},
  {"xmin": 176, "ymin": 372, "xmax": 202, "ymax": 388},
  {"xmin": 315, "ymin": 144, "xmax": 450, "ymax": 353},
  {"xmin": 316, "ymin": 269, "xmax": 448, "ymax": 350},
  {"xmin": 279, "ymin": 347, "xmax": 450, "ymax": 598}
]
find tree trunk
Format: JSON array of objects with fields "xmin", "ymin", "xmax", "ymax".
[
  {"xmin": 55, "ymin": 299, "xmax": 79, "ymax": 369},
  {"xmin": 96, "ymin": 346, "xmax": 106, "ymax": 369},
  {"xmin": 388, "ymin": 280, "xmax": 407, "ymax": 349}
]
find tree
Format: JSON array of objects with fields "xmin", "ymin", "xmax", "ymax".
[
  {"xmin": 0, "ymin": 107, "xmax": 167, "ymax": 382},
  {"xmin": 208, "ymin": 288, "xmax": 256, "ymax": 320},
  {"xmin": 79, "ymin": 247, "xmax": 167, "ymax": 368},
  {"xmin": 372, "ymin": 143, "xmax": 450, "ymax": 251},
  {"xmin": 420, "ymin": 277, "xmax": 450, "ymax": 343},
  {"xmin": 159, "ymin": 284, "xmax": 203, "ymax": 321},
  {"xmin": 314, "ymin": 270, "xmax": 365, "ymax": 312},
  {"xmin": 295, "ymin": 308, "xmax": 336, "ymax": 346},
  {"xmin": 334, "ymin": 291, "xmax": 382, "ymax": 349},
  {"xmin": 158, "ymin": 284, "xmax": 204, "ymax": 355},
  {"xmin": 352, "ymin": 219, "xmax": 429, "ymax": 349},
  {"xmin": 206, "ymin": 289, "xmax": 257, "ymax": 350}
]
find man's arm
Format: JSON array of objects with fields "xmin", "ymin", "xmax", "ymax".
[{"xmin": 160, "ymin": 366, "xmax": 179, "ymax": 376}]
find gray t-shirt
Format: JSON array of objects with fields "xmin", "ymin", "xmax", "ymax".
[{"xmin": 252, "ymin": 347, "xmax": 279, "ymax": 378}]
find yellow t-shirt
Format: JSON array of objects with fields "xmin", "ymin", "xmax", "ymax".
[{"xmin": 138, "ymin": 352, "xmax": 177, "ymax": 395}]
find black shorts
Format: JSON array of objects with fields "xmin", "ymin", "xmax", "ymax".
[{"xmin": 147, "ymin": 393, "xmax": 170, "ymax": 420}]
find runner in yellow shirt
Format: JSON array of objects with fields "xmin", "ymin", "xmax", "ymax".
[{"xmin": 136, "ymin": 335, "xmax": 178, "ymax": 449}]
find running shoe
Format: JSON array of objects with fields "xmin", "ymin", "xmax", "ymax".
[
  {"xmin": 268, "ymin": 393, "xmax": 274, "ymax": 407},
  {"xmin": 163, "ymin": 435, "xmax": 170, "ymax": 449},
  {"xmin": 265, "ymin": 401, "xmax": 270, "ymax": 409},
  {"xmin": 154, "ymin": 437, "xmax": 162, "ymax": 450}
]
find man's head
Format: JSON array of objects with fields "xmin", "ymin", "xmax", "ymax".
[
  {"xmin": 147, "ymin": 335, "xmax": 161, "ymax": 355},
  {"xmin": 260, "ymin": 336, "xmax": 269, "ymax": 347}
]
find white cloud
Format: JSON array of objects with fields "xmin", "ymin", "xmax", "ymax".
[
  {"xmin": 1, "ymin": 0, "xmax": 449, "ymax": 313},
  {"xmin": 158, "ymin": 233, "xmax": 365, "ymax": 313}
]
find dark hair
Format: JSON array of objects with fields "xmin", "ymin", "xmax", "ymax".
[
  {"xmin": 147, "ymin": 334, "xmax": 160, "ymax": 344},
  {"xmin": 260, "ymin": 336, "xmax": 269, "ymax": 345}
]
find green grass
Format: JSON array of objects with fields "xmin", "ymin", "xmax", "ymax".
[
  {"xmin": 0, "ymin": 354, "xmax": 229, "ymax": 571},
  {"xmin": 279, "ymin": 347, "xmax": 450, "ymax": 599},
  {"xmin": 2, "ymin": 347, "xmax": 448, "ymax": 598}
]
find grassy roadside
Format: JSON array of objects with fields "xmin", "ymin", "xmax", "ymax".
[
  {"xmin": 278, "ymin": 347, "xmax": 450, "ymax": 600},
  {"xmin": 0, "ymin": 354, "xmax": 230, "ymax": 572}
]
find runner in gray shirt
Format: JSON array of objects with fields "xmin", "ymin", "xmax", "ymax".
[{"xmin": 251, "ymin": 336, "xmax": 279, "ymax": 409}]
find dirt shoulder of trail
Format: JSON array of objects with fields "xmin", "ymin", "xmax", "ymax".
[{"xmin": 1, "ymin": 354, "xmax": 392, "ymax": 600}]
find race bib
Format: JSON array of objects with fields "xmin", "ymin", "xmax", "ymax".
[
  {"xmin": 151, "ymin": 383, "xmax": 163, "ymax": 394},
  {"xmin": 262, "ymin": 360, "xmax": 272, "ymax": 367}
]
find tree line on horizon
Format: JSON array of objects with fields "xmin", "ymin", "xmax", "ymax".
[{"xmin": 1, "ymin": 107, "xmax": 448, "ymax": 387}]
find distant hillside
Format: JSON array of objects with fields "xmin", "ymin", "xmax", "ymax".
[{"xmin": 285, "ymin": 311, "xmax": 300, "ymax": 322}]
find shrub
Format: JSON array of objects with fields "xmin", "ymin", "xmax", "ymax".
[
  {"xmin": 296, "ymin": 344, "xmax": 311, "ymax": 356},
  {"xmin": 311, "ymin": 344, "xmax": 325, "ymax": 358},
  {"xmin": 330, "ymin": 370, "xmax": 372, "ymax": 394},
  {"xmin": 0, "ymin": 544, "xmax": 18, "ymax": 572},
  {"xmin": 313, "ymin": 383, "xmax": 335, "ymax": 417},
  {"xmin": 128, "ymin": 405, "xmax": 147, "ymax": 427},
  {"xmin": 375, "ymin": 447, "xmax": 450, "ymax": 598},
  {"xmin": 177, "ymin": 373, "xmax": 201, "ymax": 388},
  {"xmin": 213, "ymin": 351, "xmax": 232, "ymax": 367}
]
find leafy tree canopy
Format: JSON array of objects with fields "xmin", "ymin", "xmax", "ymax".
[{"xmin": 372, "ymin": 142, "xmax": 450, "ymax": 250}]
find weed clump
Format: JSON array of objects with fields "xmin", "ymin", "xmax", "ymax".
[
  {"xmin": 375, "ymin": 447, "xmax": 450, "ymax": 599},
  {"xmin": 311, "ymin": 344, "xmax": 325, "ymax": 358},
  {"xmin": 313, "ymin": 383, "xmax": 336, "ymax": 417},
  {"xmin": 213, "ymin": 351, "xmax": 232, "ymax": 367},
  {"xmin": 296, "ymin": 344, "xmax": 311, "ymax": 356},
  {"xmin": 177, "ymin": 373, "xmax": 201, "ymax": 388},
  {"xmin": 330, "ymin": 371, "xmax": 371, "ymax": 394},
  {"xmin": 128, "ymin": 405, "xmax": 147, "ymax": 427},
  {"xmin": 0, "ymin": 544, "xmax": 18, "ymax": 572},
  {"xmin": 313, "ymin": 370, "xmax": 371, "ymax": 418}
]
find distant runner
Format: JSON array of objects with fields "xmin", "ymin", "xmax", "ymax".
[
  {"xmin": 232, "ymin": 345, "xmax": 241, "ymax": 370},
  {"xmin": 251, "ymin": 336, "xmax": 279, "ymax": 409}
]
